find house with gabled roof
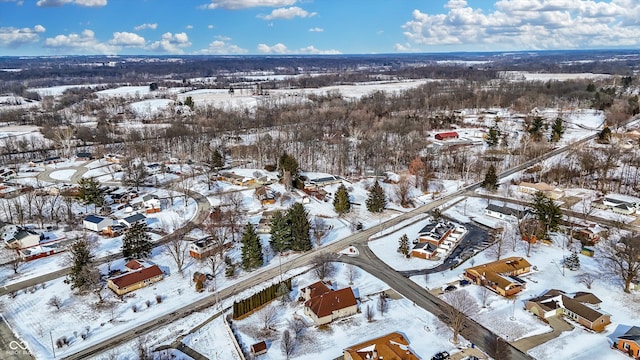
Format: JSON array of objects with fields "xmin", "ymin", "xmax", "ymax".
[
  {"xmin": 120, "ymin": 213, "xmax": 146, "ymax": 228},
  {"xmin": 615, "ymin": 326, "xmax": 640, "ymax": 358},
  {"xmin": 411, "ymin": 241, "xmax": 439, "ymax": 259},
  {"xmin": 83, "ymin": 214, "xmax": 113, "ymax": 232},
  {"xmin": 518, "ymin": 181, "xmax": 564, "ymax": 200},
  {"xmin": 464, "ymin": 257, "xmax": 532, "ymax": 297},
  {"xmin": 107, "ymin": 261, "xmax": 163, "ymax": 296},
  {"xmin": 343, "ymin": 332, "xmax": 419, "ymax": 360},
  {"xmin": 525, "ymin": 289, "xmax": 610, "ymax": 332},
  {"xmin": 4, "ymin": 228, "xmax": 41, "ymax": 249},
  {"xmin": 254, "ymin": 186, "xmax": 276, "ymax": 205},
  {"xmin": 485, "ymin": 203, "xmax": 528, "ymax": 222},
  {"xmin": 302, "ymin": 282, "xmax": 358, "ymax": 326}
]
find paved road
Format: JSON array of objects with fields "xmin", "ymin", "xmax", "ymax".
[
  {"xmin": 335, "ymin": 244, "xmax": 534, "ymax": 360},
  {"xmin": 0, "ymin": 316, "xmax": 33, "ymax": 360}
]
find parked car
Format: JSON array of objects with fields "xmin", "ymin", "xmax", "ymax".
[
  {"xmin": 444, "ymin": 285, "xmax": 457, "ymax": 292},
  {"xmin": 459, "ymin": 279, "xmax": 471, "ymax": 286},
  {"xmin": 431, "ymin": 351, "xmax": 450, "ymax": 360}
]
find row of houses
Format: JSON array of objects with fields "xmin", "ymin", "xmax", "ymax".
[{"xmin": 411, "ymin": 220, "xmax": 467, "ymax": 260}]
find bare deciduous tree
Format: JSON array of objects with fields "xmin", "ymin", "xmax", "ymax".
[
  {"xmin": 311, "ymin": 217, "xmax": 329, "ymax": 247},
  {"xmin": 377, "ymin": 293, "xmax": 388, "ymax": 316},
  {"xmin": 395, "ymin": 175, "xmax": 414, "ymax": 208},
  {"xmin": 164, "ymin": 237, "xmax": 189, "ymax": 275},
  {"xmin": 347, "ymin": 264, "xmax": 358, "ymax": 285},
  {"xmin": 442, "ymin": 289, "xmax": 479, "ymax": 343},
  {"xmin": 365, "ymin": 304, "xmax": 375, "ymax": 322},
  {"xmin": 577, "ymin": 272, "xmax": 596, "ymax": 289},
  {"xmin": 47, "ymin": 295, "xmax": 62, "ymax": 310},
  {"xmin": 260, "ymin": 304, "xmax": 278, "ymax": 330},
  {"xmin": 312, "ymin": 252, "xmax": 336, "ymax": 280},
  {"xmin": 599, "ymin": 235, "xmax": 640, "ymax": 293},
  {"xmin": 287, "ymin": 317, "xmax": 306, "ymax": 339},
  {"xmin": 480, "ymin": 286, "xmax": 491, "ymax": 308},
  {"xmin": 281, "ymin": 329, "xmax": 295, "ymax": 360}
]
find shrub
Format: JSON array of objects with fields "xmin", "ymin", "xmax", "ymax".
[
  {"xmin": 155, "ymin": 295, "xmax": 162, "ymax": 304},
  {"xmin": 131, "ymin": 305, "xmax": 137, "ymax": 313},
  {"xmin": 145, "ymin": 300, "xmax": 152, "ymax": 308}
]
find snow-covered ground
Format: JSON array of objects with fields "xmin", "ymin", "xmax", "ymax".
[{"xmin": 129, "ymin": 99, "xmax": 173, "ymax": 118}]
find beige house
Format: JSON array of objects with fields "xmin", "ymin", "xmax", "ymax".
[
  {"xmin": 518, "ymin": 181, "xmax": 564, "ymax": 200},
  {"xmin": 107, "ymin": 263, "xmax": 163, "ymax": 295},
  {"xmin": 525, "ymin": 289, "xmax": 610, "ymax": 332},
  {"xmin": 302, "ymin": 282, "xmax": 358, "ymax": 325},
  {"xmin": 464, "ymin": 257, "xmax": 532, "ymax": 297}
]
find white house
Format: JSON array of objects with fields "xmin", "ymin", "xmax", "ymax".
[
  {"xmin": 83, "ymin": 215, "xmax": 113, "ymax": 232},
  {"xmin": 5, "ymin": 229, "xmax": 41, "ymax": 249},
  {"xmin": 120, "ymin": 213, "xmax": 147, "ymax": 228}
]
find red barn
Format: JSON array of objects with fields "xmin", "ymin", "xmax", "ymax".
[{"xmin": 434, "ymin": 131, "xmax": 459, "ymax": 141}]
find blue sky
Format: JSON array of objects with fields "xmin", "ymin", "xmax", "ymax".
[{"xmin": 0, "ymin": 0, "xmax": 639, "ymax": 56}]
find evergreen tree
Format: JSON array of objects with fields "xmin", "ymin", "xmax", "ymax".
[
  {"xmin": 551, "ymin": 117, "xmax": 564, "ymax": 142},
  {"xmin": 532, "ymin": 191, "xmax": 562, "ymax": 239},
  {"xmin": 241, "ymin": 223, "xmax": 263, "ymax": 270},
  {"xmin": 486, "ymin": 124, "xmax": 501, "ymax": 147},
  {"xmin": 564, "ymin": 250, "xmax": 580, "ymax": 271},
  {"xmin": 278, "ymin": 152, "xmax": 299, "ymax": 189},
  {"xmin": 184, "ymin": 96, "xmax": 195, "ymax": 110},
  {"xmin": 398, "ymin": 234, "xmax": 410, "ymax": 257},
  {"xmin": 210, "ymin": 148, "xmax": 224, "ymax": 170},
  {"xmin": 287, "ymin": 202, "xmax": 312, "ymax": 251},
  {"xmin": 77, "ymin": 177, "xmax": 105, "ymax": 207},
  {"xmin": 333, "ymin": 184, "xmax": 351, "ymax": 216},
  {"xmin": 122, "ymin": 222, "xmax": 153, "ymax": 260},
  {"xmin": 269, "ymin": 210, "xmax": 291, "ymax": 253},
  {"xmin": 482, "ymin": 164, "xmax": 499, "ymax": 192},
  {"xmin": 528, "ymin": 116, "xmax": 545, "ymax": 141},
  {"xmin": 597, "ymin": 126, "xmax": 612, "ymax": 144},
  {"xmin": 67, "ymin": 237, "xmax": 93, "ymax": 292},
  {"xmin": 366, "ymin": 180, "xmax": 387, "ymax": 213}
]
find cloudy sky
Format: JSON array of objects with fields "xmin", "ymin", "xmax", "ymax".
[{"xmin": 1, "ymin": 0, "xmax": 639, "ymax": 56}]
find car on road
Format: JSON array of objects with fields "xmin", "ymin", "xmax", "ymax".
[{"xmin": 431, "ymin": 351, "xmax": 450, "ymax": 360}]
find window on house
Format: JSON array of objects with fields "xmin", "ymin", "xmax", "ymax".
[{"xmin": 623, "ymin": 343, "xmax": 630, "ymax": 350}]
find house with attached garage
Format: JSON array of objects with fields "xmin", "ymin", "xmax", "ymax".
[
  {"xmin": 120, "ymin": 213, "xmax": 147, "ymax": 228},
  {"xmin": 83, "ymin": 214, "xmax": 113, "ymax": 232},
  {"xmin": 107, "ymin": 260, "xmax": 164, "ymax": 295},
  {"xmin": 464, "ymin": 257, "xmax": 532, "ymax": 297},
  {"xmin": 343, "ymin": 332, "xmax": 419, "ymax": 360},
  {"xmin": 517, "ymin": 181, "xmax": 564, "ymax": 200},
  {"xmin": 484, "ymin": 203, "xmax": 528, "ymax": 222},
  {"xmin": 525, "ymin": 289, "xmax": 611, "ymax": 332},
  {"xmin": 301, "ymin": 281, "xmax": 358, "ymax": 325},
  {"xmin": 615, "ymin": 326, "xmax": 640, "ymax": 358},
  {"xmin": 4, "ymin": 228, "xmax": 41, "ymax": 249}
]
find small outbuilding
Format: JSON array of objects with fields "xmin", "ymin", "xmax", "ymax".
[{"xmin": 83, "ymin": 215, "xmax": 113, "ymax": 232}]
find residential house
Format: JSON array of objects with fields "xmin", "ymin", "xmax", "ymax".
[
  {"xmin": 302, "ymin": 282, "xmax": 358, "ymax": 326},
  {"xmin": 485, "ymin": 203, "xmax": 528, "ymax": 222},
  {"xmin": 615, "ymin": 326, "xmax": 640, "ymax": 358},
  {"xmin": 517, "ymin": 182, "xmax": 564, "ymax": 200},
  {"xmin": 83, "ymin": 215, "xmax": 113, "ymax": 232},
  {"xmin": 464, "ymin": 257, "xmax": 532, "ymax": 297},
  {"xmin": 417, "ymin": 220, "xmax": 456, "ymax": 246},
  {"xmin": 301, "ymin": 281, "xmax": 332, "ymax": 301},
  {"xmin": 410, "ymin": 241, "xmax": 439, "ymax": 260},
  {"xmin": 141, "ymin": 194, "xmax": 161, "ymax": 214},
  {"xmin": 256, "ymin": 210, "xmax": 277, "ymax": 234},
  {"xmin": 255, "ymin": 186, "xmax": 276, "ymax": 205},
  {"xmin": 120, "ymin": 213, "xmax": 147, "ymax": 228},
  {"xmin": 525, "ymin": 289, "xmax": 611, "ymax": 332},
  {"xmin": 434, "ymin": 131, "xmax": 459, "ymax": 141},
  {"xmin": 107, "ymin": 262, "xmax": 164, "ymax": 295},
  {"xmin": 218, "ymin": 171, "xmax": 255, "ymax": 186},
  {"xmin": 343, "ymin": 332, "xmax": 420, "ymax": 360},
  {"xmin": 189, "ymin": 237, "xmax": 229, "ymax": 259},
  {"xmin": 303, "ymin": 175, "xmax": 342, "ymax": 190},
  {"xmin": 105, "ymin": 154, "xmax": 124, "ymax": 164},
  {"xmin": 250, "ymin": 341, "xmax": 268, "ymax": 356},
  {"xmin": 4, "ymin": 228, "xmax": 41, "ymax": 249}
]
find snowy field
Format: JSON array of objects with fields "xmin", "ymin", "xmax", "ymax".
[
  {"xmin": 28, "ymin": 84, "xmax": 106, "ymax": 97},
  {"xmin": 129, "ymin": 99, "xmax": 173, "ymax": 118}
]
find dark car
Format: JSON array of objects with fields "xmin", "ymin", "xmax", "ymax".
[
  {"xmin": 459, "ymin": 279, "xmax": 471, "ymax": 286},
  {"xmin": 431, "ymin": 351, "xmax": 450, "ymax": 360},
  {"xmin": 444, "ymin": 285, "xmax": 457, "ymax": 292}
]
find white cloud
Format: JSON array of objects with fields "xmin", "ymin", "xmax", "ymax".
[
  {"xmin": 401, "ymin": 0, "xmax": 640, "ymax": 50},
  {"xmin": 134, "ymin": 23, "xmax": 158, "ymax": 31},
  {"xmin": 44, "ymin": 29, "xmax": 118, "ymax": 54},
  {"xmin": 259, "ymin": 6, "xmax": 316, "ymax": 20},
  {"xmin": 147, "ymin": 32, "xmax": 192, "ymax": 54},
  {"xmin": 208, "ymin": 24, "xmax": 214, "ymax": 29},
  {"xmin": 36, "ymin": 0, "xmax": 106, "ymax": 7},
  {"xmin": 186, "ymin": 25, "xmax": 194, "ymax": 30},
  {"xmin": 308, "ymin": 27, "xmax": 323, "ymax": 32},
  {"xmin": 257, "ymin": 43, "xmax": 340, "ymax": 54},
  {"xmin": 0, "ymin": 25, "xmax": 45, "ymax": 48},
  {"xmin": 109, "ymin": 32, "xmax": 145, "ymax": 47},
  {"xmin": 195, "ymin": 40, "xmax": 248, "ymax": 54},
  {"xmin": 203, "ymin": 0, "xmax": 296, "ymax": 10},
  {"xmin": 0, "ymin": 0, "xmax": 24, "ymax": 5},
  {"xmin": 215, "ymin": 35, "xmax": 231, "ymax": 41}
]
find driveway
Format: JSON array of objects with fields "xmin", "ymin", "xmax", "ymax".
[{"xmin": 511, "ymin": 316, "xmax": 574, "ymax": 352}]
